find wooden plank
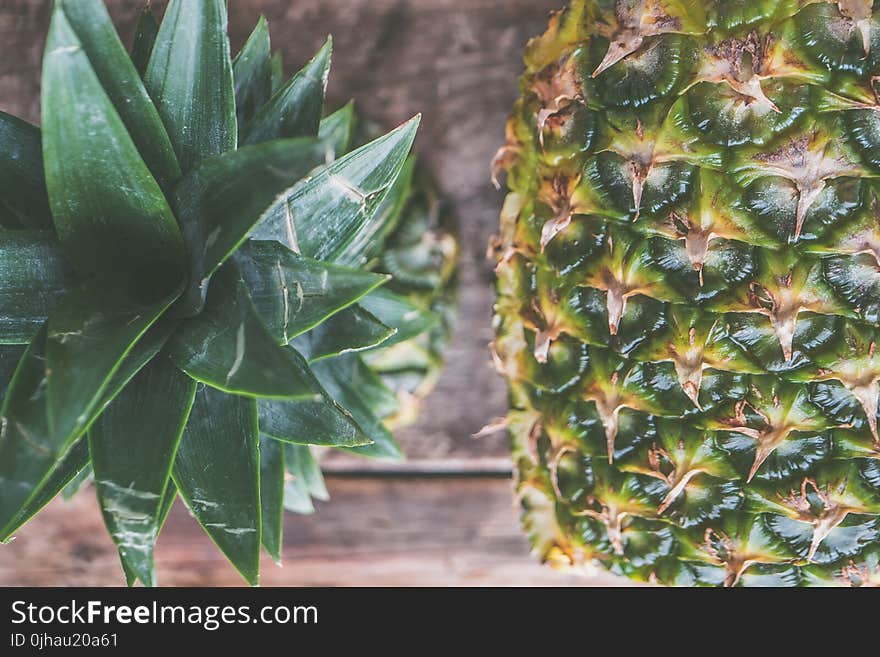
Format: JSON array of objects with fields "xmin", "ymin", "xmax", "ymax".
[
  {"xmin": 0, "ymin": 0, "xmax": 561, "ymax": 467},
  {"xmin": 0, "ymin": 479, "xmax": 626, "ymax": 586}
]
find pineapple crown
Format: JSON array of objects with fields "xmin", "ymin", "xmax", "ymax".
[{"xmin": 0, "ymin": 0, "xmax": 428, "ymax": 586}]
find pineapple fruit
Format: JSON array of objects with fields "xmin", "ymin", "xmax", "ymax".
[
  {"xmin": 0, "ymin": 0, "xmax": 455, "ymax": 586},
  {"xmin": 494, "ymin": 0, "xmax": 880, "ymax": 586}
]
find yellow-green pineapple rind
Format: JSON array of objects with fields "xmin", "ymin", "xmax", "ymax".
[{"xmin": 495, "ymin": 0, "xmax": 880, "ymax": 587}]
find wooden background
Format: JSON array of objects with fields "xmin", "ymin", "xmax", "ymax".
[{"xmin": 0, "ymin": 0, "xmax": 620, "ymax": 586}]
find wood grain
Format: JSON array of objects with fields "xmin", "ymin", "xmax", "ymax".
[{"xmin": 0, "ymin": 479, "xmax": 626, "ymax": 587}]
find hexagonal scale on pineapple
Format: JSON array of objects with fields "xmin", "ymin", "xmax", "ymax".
[
  {"xmin": 697, "ymin": 31, "xmax": 781, "ymax": 113},
  {"xmin": 837, "ymin": 0, "xmax": 874, "ymax": 56},
  {"xmin": 590, "ymin": 0, "xmax": 704, "ymax": 78},
  {"xmin": 745, "ymin": 133, "xmax": 867, "ymax": 240}
]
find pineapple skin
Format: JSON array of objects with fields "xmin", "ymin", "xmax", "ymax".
[{"xmin": 494, "ymin": 0, "xmax": 880, "ymax": 586}]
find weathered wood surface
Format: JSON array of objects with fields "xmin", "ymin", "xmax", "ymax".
[
  {"xmin": 0, "ymin": 1, "xmax": 625, "ymax": 587},
  {"xmin": 0, "ymin": 479, "xmax": 627, "ymax": 587}
]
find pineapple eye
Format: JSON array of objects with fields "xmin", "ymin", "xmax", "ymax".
[{"xmin": 127, "ymin": 258, "xmax": 187, "ymax": 306}]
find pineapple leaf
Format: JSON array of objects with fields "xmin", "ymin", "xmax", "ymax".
[
  {"xmin": 241, "ymin": 38, "xmax": 331, "ymax": 146},
  {"xmin": 144, "ymin": 0, "xmax": 237, "ymax": 173},
  {"xmin": 59, "ymin": 0, "xmax": 181, "ymax": 188},
  {"xmin": 270, "ymin": 52, "xmax": 284, "ymax": 94},
  {"xmin": 319, "ymin": 101, "xmax": 356, "ymax": 157},
  {"xmin": 258, "ymin": 392, "xmax": 373, "ymax": 448},
  {"xmin": 0, "ymin": 311, "xmax": 173, "ymax": 542},
  {"xmin": 0, "ymin": 438, "xmax": 91, "ymax": 543},
  {"xmin": 235, "ymin": 240, "xmax": 389, "ymax": 345},
  {"xmin": 167, "ymin": 262, "xmax": 322, "ymax": 399},
  {"xmin": 285, "ymin": 443, "xmax": 329, "ymax": 501},
  {"xmin": 130, "ymin": 5, "xmax": 159, "ymax": 78},
  {"xmin": 0, "ymin": 230, "xmax": 76, "ymax": 345},
  {"xmin": 311, "ymin": 355, "xmax": 403, "ymax": 460},
  {"xmin": 356, "ymin": 155, "xmax": 417, "ymax": 262},
  {"xmin": 122, "ymin": 560, "xmax": 138, "ymax": 588},
  {"xmin": 0, "ymin": 322, "xmax": 174, "ymax": 545},
  {"xmin": 0, "ymin": 205, "xmax": 20, "ymax": 230},
  {"xmin": 251, "ymin": 116, "xmax": 420, "ymax": 263},
  {"xmin": 173, "ymin": 386, "xmax": 261, "ymax": 586},
  {"xmin": 281, "ymin": 444, "xmax": 325, "ymax": 514},
  {"xmin": 258, "ymin": 434, "xmax": 284, "ymax": 562},
  {"xmin": 157, "ymin": 479, "xmax": 177, "ymax": 531},
  {"xmin": 0, "ymin": 113, "xmax": 52, "ymax": 230},
  {"xmin": 0, "ymin": 345, "xmax": 25, "ymax": 405},
  {"xmin": 61, "ymin": 464, "xmax": 92, "ymax": 500},
  {"xmin": 233, "ymin": 16, "xmax": 272, "ymax": 129},
  {"xmin": 90, "ymin": 356, "xmax": 197, "ymax": 588},
  {"xmin": 358, "ymin": 288, "xmax": 439, "ymax": 348},
  {"xmin": 41, "ymin": 6, "xmax": 185, "ymax": 280},
  {"xmin": 0, "ymin": 327, "xmax": 69, "ymax": 538},
  {"xmin": 46, "ymin": 278, "xmax": 181, "ymax": 447},
  {"xmin": 292, "ymin": 305, "xmax": 395, "ymax": 362},
  {"xmin": 171, "ymin": 137, "xmax": 328, "ymax": 315},
  {"xmin": 282, "ymin": 475, "xmax": 314, "ymax": 514}
]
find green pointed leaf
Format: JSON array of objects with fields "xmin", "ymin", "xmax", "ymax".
[
  {"xmin": 0, "ymin": 321, "xmax": 172, "ymax": 541},
  {"xmin": 358, "ymin": 288, "xmax": 439, "ymax": 348},
  {"xmin": 285, "ymin": 443, "xmax": 328, "ymax": 500},
  {"xmin": 282, "ymin": 474, "xmax": 314, "ymax": 514},
  {"xmin": 251, "ymin": 117, "xmax": 420, "ymax": 263},
  {"xmin": 46, "ymin": 278, "xmax": 181, "ymax": 444},
  {"xmin": 0, "ymin": 230, "xmax": 76, "ymax": 345},
  {"xmin": 311, "ymin": 355, "xmax": 403, "ymax": 460},
  {"xmin": 22, "ymin": 438, "xmax": 90, "ymax": 514},
  {"xmin": 281, "ymin": 444, "xmax": 324, "ymax": 514},
  {"xmin": 241, "ymin": 38, "xmax": 331, "ymax": 146},
  {"xmin": 0, "ymin": 345, "xmax": 25, "ymax": 404},
  {"xmin": 292, "ymin": 305, "xmax": 395, "ymax": 361},
  {"xmin": 144, "ymin": 0, "xmax": 236, "ymax": 173},
  {"xmin": 233, "ymin": 16, "xmax": 272, "ymax": 129},
  {"xmin": 102, "ymin": 321, "xmax": 179, "ymax": 403},
  {"xmin": 258, "ymin": 391, "xmax": 373, "ymax": 448},
  {"xmin": 122, "ymin": 560, "xmax": 138, "ymax": 588},
  {"xmin": 0, "ymin": 204, "xmax": 20, "ymax": 229},
  {"xmin": 131, "ymin": 6, "xmax": 159, "ymax": 78},
  {"xmin": 173, "ymin": 386, "xmax": 260, "ymax": 586},
  {"xmin": 168, "ymin": 262, "xmax": 321, "ymax": 399},
  {"xmin": 61, "ymin": 464, "xmax": 92, "ymax": 500},
  {"xmin": 0, "ymin": 328, "xmax": 63, "ymax": 535},
  {"xmin": 270, "ymin": 52, "xmax": 284, "ymax": 94},
  {"xmin": 258, "ymin": 434, "xmax": 284, "ymax": 562},
  {"xmin": 59, "ymin": 0, "xmax": 181, "ymax": 188},
  {"xmin": 171, "ymin": 137, "xmax": 328, "ymax": 314},
  {"xmin": 319, "ymin": 102, "xmax": 355, "ymax": 157},
  {"xmin": 0, "ymin": 112, "xmax": 52, "ymax": 230},
  {"xmin": 41, "ymin": 7, "xmax": 185, "ymax": 281},
  {"xmin": 157, "ymin": 480, "xmax": 177, "ymax": 531},
  {"xmin": 235, "ymin": 240, "xmax": 388, "ymax": 344},
  {"xmin": 360, "ymin": 155, "xmax": 416, "ymax": 260},
  {"xmin": 90, "ymin": 356, "xmax": 197, "ymax": 588},
  {"xmin": 0, "ymin": 438, "xmax": 90, "ymax": 543}
]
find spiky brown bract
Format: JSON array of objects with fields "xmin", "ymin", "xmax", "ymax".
[{"xmin": 494, "ymin": 0, "xmax": 880, "ymax": 586}]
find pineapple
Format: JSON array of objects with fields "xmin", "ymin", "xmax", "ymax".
[
  {"xmin": 0, "ymin": 0, "xmax": 454, "ymax": 586},
  {"xmin": 494, "ymin": 0, "xmax": 880, "ymax": 586}
]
